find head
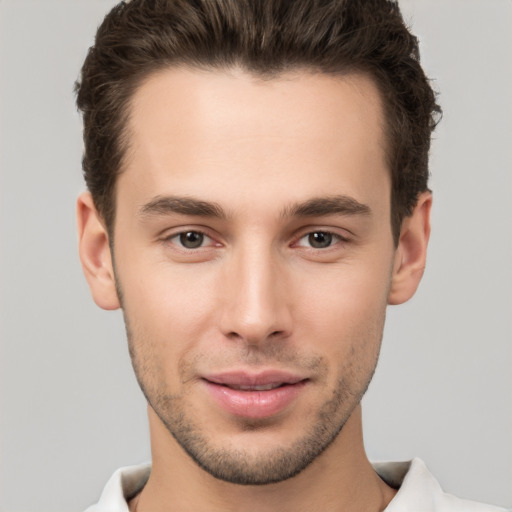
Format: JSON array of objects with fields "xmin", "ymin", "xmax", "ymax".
[{"xmin": 76, "ymin": 0, "xmax": 439, "ymax": 486}]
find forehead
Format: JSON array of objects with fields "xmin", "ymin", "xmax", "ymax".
[{"xmin": 119, "ymin": 67, "xmax": 389, "ymax": 217}]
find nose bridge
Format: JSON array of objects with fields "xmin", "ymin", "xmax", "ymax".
[{"xmin": 220, "ymin": 238, "xmax": 291, "ymax": 344}]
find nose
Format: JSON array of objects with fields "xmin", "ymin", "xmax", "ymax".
[{"xmin": 218, "ymin": 243, "xmax": 293, "ymax": 345}]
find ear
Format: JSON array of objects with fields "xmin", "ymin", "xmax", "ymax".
[
  {"xmin": 388, "ymin": 191, "xmax": 432, "ymax": 305},
  {"xmin": 77, "ymin": 192, "xmax": 120, "ymax": 310}
]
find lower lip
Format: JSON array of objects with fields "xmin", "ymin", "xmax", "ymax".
[{"xmin": 204, "ymin": 380, "xmax": 307, "ymax": 419}]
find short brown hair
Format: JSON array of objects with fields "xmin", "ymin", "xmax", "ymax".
[{"xmin": 75, "ymin": 0, "xmax": 441, "ymax": 242}]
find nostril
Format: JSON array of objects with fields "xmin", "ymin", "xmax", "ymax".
[{"xmin": 225, "ymin": 329, "xmax": 285, "ymax": 343}]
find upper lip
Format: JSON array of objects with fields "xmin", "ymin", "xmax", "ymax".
[{"xmin": 203, "ymin": 370, "xmax": 307, "ymax": 387}]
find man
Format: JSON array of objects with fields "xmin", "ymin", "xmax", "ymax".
[{"xmin": 75, "ymin": 1, "xmax": 507, "ymax": 511}]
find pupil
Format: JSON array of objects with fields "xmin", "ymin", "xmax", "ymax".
[
  {"xmin": 309, "ymin": 232, "xmax": 332, "ymax": 248},
  {"xmin": 180, "ymin": 231, "xmax": 203, "ymax": 248}
]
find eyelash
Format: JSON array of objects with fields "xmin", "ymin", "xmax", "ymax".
[
  {"xmin": 163, "ymin": 229, "xmax": 349, "ymax": 251},
  {"xmin": 165, "ymin": 230, "xmax": 218, "ymax": 250},
  {"xmin": 294, "ymin": 231, "xmax": 348, "ymax": 250}
]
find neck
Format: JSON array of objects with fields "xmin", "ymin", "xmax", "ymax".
[{"xmin": 130, "ymin": 405, "xmax": 396, "ymax": 512}]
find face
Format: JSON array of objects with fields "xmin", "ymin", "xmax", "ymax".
[{"xmin": 109, "ymin": 68, "xmax": 398, "ymax": 484}]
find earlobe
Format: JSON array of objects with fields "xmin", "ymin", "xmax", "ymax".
[
  {"xmin": 388, "ymin": 191, "xmax": 432, "ymax": 305},
  {"xmin": 77, "ymin": 192, "xmax": 120, "ymax": 310}
]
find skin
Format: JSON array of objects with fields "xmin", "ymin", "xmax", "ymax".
[{"xmin": 78, "ymin": 68, "xmax": 431, "ymax": 512}]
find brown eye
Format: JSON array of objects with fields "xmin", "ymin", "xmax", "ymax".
[
  {"xmin": 179, "ymin": 231, "xmax": 205, "ymax": 249},
  {"xmin": 307, "ymin": 232, "xmax": 333, "ymax": 248}
]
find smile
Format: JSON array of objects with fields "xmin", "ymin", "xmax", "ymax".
[
  {"xmin": 202, "ymin": 371, "xmax": 308, "ymax": 419},
  {"xmin": 223, "ymin": 383, "xmax": 285, "ymax": 391}
]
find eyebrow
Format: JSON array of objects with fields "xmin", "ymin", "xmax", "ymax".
[
  {"xmin": 281, "ymin": 195, "xmax": 371, "ymax": 218},
  {"xmin": 139, "ymin": 196, "xmax": 227, "ymax": 219},
  {"xmin": 138, "ymin": 194, "xmax": 371, "ymax": 220}
]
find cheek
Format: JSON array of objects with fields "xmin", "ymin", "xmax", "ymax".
[
  {"xmin": 295, "ymin": 261, "xmax": 390, "ymax": 359},
  {"xmin": 117, "ymin": 259, "xmax": 220, "ymax": 380},
  {"xmin": 122, "ymin": 254, "xmax": 218, "ymax": 319}
]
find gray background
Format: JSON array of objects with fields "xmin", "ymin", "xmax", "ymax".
[{"xmin": 0, "ymin": 1, "xmax": 510, "ymax": 511}]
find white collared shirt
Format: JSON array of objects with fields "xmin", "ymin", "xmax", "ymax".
[{"xmin": 84, "ymin": 458, "xmax": 508, "ymax": 511}]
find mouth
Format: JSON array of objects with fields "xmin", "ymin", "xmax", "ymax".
[
  {"xmin": 219, "ymin": 382, "xmax": 288, "ymax": 391},
  {"xmin": 202, "ymin": 371, "xmax": 308, "ymax": 419}
]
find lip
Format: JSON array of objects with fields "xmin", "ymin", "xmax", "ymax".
[
  {"xmin": 202, "ymin": 370, "xmax": 308, "ymax": 419},
  {"xmin": 204, "ymin": 370, "xmax": 306, "ymax": 387}
]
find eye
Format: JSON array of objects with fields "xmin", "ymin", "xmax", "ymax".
[
  {"xmin": 170, "ymin": 230, "xmax": 212, "ymax": 249},
  {"xmin": 296, "ymin": 231, "xmax": 344, "ymax": 249}
]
